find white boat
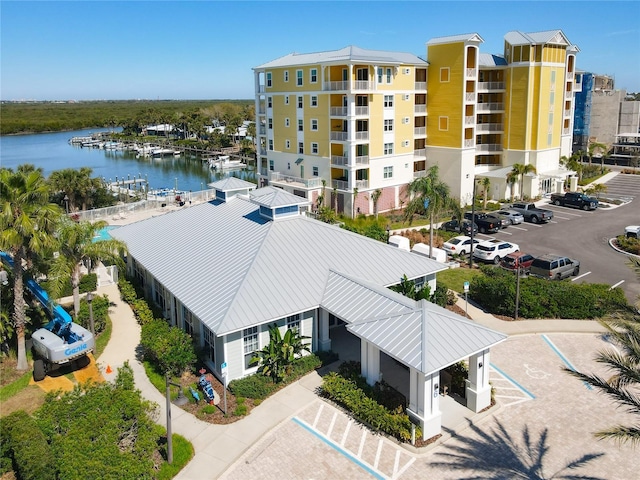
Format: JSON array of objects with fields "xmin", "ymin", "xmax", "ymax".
[
  {"xmin": 209, "ymin": 155, "xmax": 246, "ymax": 170},
  {"xmin": 151, "ymin": 148, "xmax": 176, "ymax": 157}
]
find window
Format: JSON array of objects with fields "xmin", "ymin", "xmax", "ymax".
[
  {"xmin": 284, "ymin": 71, "xmax": 289, "ymax": 82},
  {"xmin": 266, "ymin": 72, "xmax": 272, "ymax": 87},
  {"xmin": 383, "ymin": 165, "xmax": 393, "ymax": 178},
  {"xmin": 310, "ymin": 95, "xmax": 318, "ymax": 107},
  {"xmin": 377, "ymin": 67, "xmax": 383, "ymax": 83},
  {"xmin": 310, "ymin": 69, "xmax": 317, "ymax": 83},
  {"xmin": 268, "ymin": 139, "xmax": 273, "ymax": 150},
  {"xmin": 204, "ymin": 328, "xmax": 215, "ymax": 364},
  {"xmin": 297, "ymin": 70, "xmax": 303, "ymax": 86},
  {"xmin": 268, "ymin": 118, "xmax": 273, "ymax": 129},
  {"xmin": 551, "ymin": 70, "xmax": 556, "ymax": 83},
  {"xmin": 548, "ymin": 133, "xmax": 553, "ymax": 146},
  {"xmin": 440, "ymin": 67, "xmax": 450, "ymax": 83},
  {"xmin": 285, "ymin": 140, "xmax": 290, "ymax": 149},
  {"xmin": 550, "ymin": 92, "xmax": 555, "ymax": 105},
  {"xmin": 285, "ymin": 96, "xmax": 289, "ymax": 105},
  {"xmin": 548, "ymin": 112, "xmax": 554, "ymax": 125},
  {"xmin": 384, "ymin": 119, "xmax": 394, "ymax": 132},
  {"xmin": 269, "ymin": 160, "xmax": 274, "ymax": 171},
  {"xmin": 285, "ymin": 118, "xmax": 290, "ymax": 127},
  {"xmin": 298, "ymin": 119, "xmax": 303, "ymax": 131},
  {"xmin": 439, "ymin": 116, "xmax": 449, "ymax": 131},
  {"xmin": 386, "ymin": 67, "xmax": 392, "ymax": 83},
  {"xmin": 298, "ymin": 142, "xmax": 304, "ymax": 154},
  {"xmin": 384, "ymin": 143, "xmax": 394, "ymax": 155},
  {"xmin": 267, "ymin": 97, "xmax": 272, "ymax": 108},
  {"xmin": 243, "ymin": 327, "xmax": 259, "ymax": 369},
  {"xmin": 286, "ymin": 314, "xmax": 300, "ymax": 331},
  {"xmin": 182, "ymin": 305, "xmax": 193, "ymax": 336},
  {"xmin": 311, "ymin": 119, "xmax": 318, "ymax": 131},
  {"xmin": 297, "ymin": 96, "xmax": 303, "ymax": 108},
  {"xmin": 312, "ymin": 142, "xmax": 318, "ymax": 154},
  {"xmin": 384, "ymin": 95, "xmax": 393, "ymax": 108},
  {"xmin": 313, "ymin": 166, "xmax": 319, "ymax": 176}
]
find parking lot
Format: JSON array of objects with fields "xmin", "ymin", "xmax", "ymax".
[{"xmin": 467, "ymin": 172, "xmax": 640, "ymax": 304}]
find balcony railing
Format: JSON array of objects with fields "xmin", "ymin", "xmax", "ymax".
[
  {"xmin": 465, "ymin": 115, "xmax": 475, "ymax": 125},
  {"xmin": 475, "ymin": 143, "xmax": 503, "ymax": 152},
  {"xmin": 324, "ymin": 81, "xmax": 349, "ymax": 91},
  {"xmin": 464, "ymin": 139, "xmax": 474, "ymax": 148},
  {"xmin": 355, "ymin": 106, "xmax": 369, "ymax": 116},
  {"xmin": 477, "ymin": 81, "xmax": 505, "ymax": 91},
  {"xmin": 259, "ymin": 148, "xmax": 267, "ymax": 156},
  {"xmin": 353, "ymin": 80, "xmax": 374, "ymax": 90},
  {"xmin": 331, "ymin": 155, "xmax": 348, "ymax": 167},
  {"xmin": 257, "ymin": 108, "xmax": 266, "ymax": 115},
  {"xmin": 475, "ymin": 123, "xmax": 504, "ymax": 132},
  {"xmin": 563, "ymin": 128, "xmax": 571, "ymax": 135},
  {"xmin": 466, "ymin": 68, "xmax": 477, "ymax": 77},
  {"xmin": 415, "ymin": 82, "xmax": 427, "ymax": 91},
  {"xmin": 564, "ymin": 108, "xmax": 572, "ymax": 117},
  {"xmin": 258, "ymin": 127, "xmax": 266, "ymax": 135},
  {"xmin": 330, "ymin": 106, "xmax": 347, "ymax": 116},
  {"xmin": 258, "ymin": 85, "xmax": 265, "ymax": 93},
  {"xmin": 330, "ymin": 132, "xmax": 348, "ymax": 141},
  {"xmin": 355, "ymin": 179, "xmax": 369, "ymax": 189},
  {"xmin": 270, "ymin": 172, "xmax": 323, "ymax": 189},
  {"xmin": 333, "ymin": 179, "xmax": 349, "ymax": 190},
  {"xmin": 477, "ymin": 102, "xmax": 504, "ymax": 111},
  {"xmin": 414, "ymin": 148, "xmax": 426, "ymax": 158},
  {"xmin": 415, "ymin": 104, "xmax": 427, "ymax": 114},
  {"xmin": 414, "ymin": 170, "xmax": 427, "ymax": 178},
  {"xmin": 414, "ymin": 127, "xmax": 426, "ymax": 136},
  {"xmin": 355, "ymin": 131, "xmax": 369, "ymax": 141},
  {"xmin": 354, "ymin": 155, "xmax": 369, "ymax": 165},
  {"xmin": 465, "ymin": 92, "xmax": 477, "ymax": 102}
]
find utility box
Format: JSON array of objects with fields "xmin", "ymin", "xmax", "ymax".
[
  {"xmin": 388, "ymin": 235, "xmax": 410, "ymax": 251},
  {"xmin": 412, "ymin": 243, "xmax": 447, "ymax": 263}
]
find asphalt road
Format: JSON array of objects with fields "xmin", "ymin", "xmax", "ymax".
[{"xmin": 471, "ymin": 173, "xmax": 640, "ymax": 305}]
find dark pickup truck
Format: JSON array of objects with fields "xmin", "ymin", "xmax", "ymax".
[
  {"xmin": 549, "ymin": 192, "xmax": 598, "ymax": 210},
  {"xmin": 463, "ymin": 212, "xmax": 500, "ymax": 234},
  {"xmin": 509, "ymin": 202, "xmax": 554, "ymax": 224}
]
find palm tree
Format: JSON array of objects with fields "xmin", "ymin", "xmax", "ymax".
[
  {"xmin": 371, "ymin": 188, "xmax": 382, "ymax": 220},
  {"xmin": 352, "ymin": 187, "xmax": 359, "ymax": 218},
  {"xmin": 587, "ymin": 142, "xmax": 607, "ymax": 166},
  {"xmin": 506, "ymin": 170, "xmax": 519, "ymax": 202},
  {"xmin": 250, "ymin": 324, "xmax": 310, "ymax": 382},
  {"xmin": 404, "ymin": 165, "xmax": 452, "ymax": 258},
  {"xmin": 560, "ymin": 152, "xmax": 584, "ymax": 183},
  {"xmin": 585, "ymin": 183, "xmax": 608, "ymax": 199},
  {"xmin": 480, "ymin": 177, "xmax": 491, "ymax": 209},
  {"xmin": 564, "ymin": 316, "xmax": 640, "ymax": 446},
  {"xmin": 0, "ymin": 168, "xmax": 60, "ymax": 371},
  {"xmin": 47, "ymin": 218, "xmax": 127, "ymax": 317},
  {"xmin": 510, "ymin": 163, "xmax": 537, "ymax": 200}
]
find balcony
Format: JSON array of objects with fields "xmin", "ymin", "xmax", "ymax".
[
  {"xmin": 331, "ymin": 155, "xmax": 349, "ymax": 167},
  {"xmin": 475, "ymin": 123, "xmax": 504, "ymax": 132},
  {"xmin": 259, "ymin": 148, "xmax": 267, "ymax": 156},
  {"xmin": 477, "ymin": 82, "xmax": 505, "ymax": 91},
  {"xmin": 414, "ymin": 104, "xmax": 427, "ymax": 114},
  {"xmin": 465, "ymin": 92, "xmax": 477, "ymax": 103},
  {"xmin": 465, "ymin": 115, "xmax": 475, "ymax": 125},
  {"xmin": 332, "ymin": 179, "xmax": 349, "ymax": 190},
  {"xmin": 330, "ymin": 106, "xmax": 347, "ymax": 116},
  {"xmin": 257, "ymin": 108, "xmax": 266, "ymax": 115},
  {"xmin": 258, "ymin": 127, "xmax": 266, "ymax": 135},
  {"xmin": 414, "ymin": 170, "xmax": 427, "ymax": 178},
  {"xmin": 355, "ymin": 106, "xmax": 369, "ymax": 116},
  {"xmin": 353, "ymin": 81, "xmax": 374, "ymax": 91},
  {"xmin": 257, "ymin": 85, "xmax": 265, "ymax": 93},
  {"xmin": 564, "ymin": 108, "xmax": 572, "ymax": 117},
  {"xmin": 415, "ymin": 82, "xmax": 427, "ymax": 91},
  {"xmin": 414, "ymin": 127, "xmax": 426, "ymax": 136},
  {"xmin": 270, "ymin": 172, "xmax": 323, "ymax": 189},
  {"xmin": 563, "ymin": 127, "xmax": 571, "ymax": 135},
  {"xmin": 477, "ymin": 103, "xmax": 504, "ymax": 112},
  {"xmin": 355, "ymin": 131, "xmax": 369, "ymax": 141},
  {"xmin": 466, "ymin": 68, "xmax": 477, "ymax": 78},
  {"xmin": 464, "ymin": 139, "xmax": 474, "ymax": 148},
  {"xmin": 330, "ymin": 132, "xmax": 348, "ymax": 141},
  {"xmin": 414, "ymin": 148, "xmax": 426, "ymax": 158},
  {"xmin": 355, "ymin": 179, "xmax": 369, "ymax": 189},
  {"xmin": 324, "ymin": 81, "xmax": 349, "ymax": 91},
  {"xmin": 475, "ymin": 143, "xmax": 503, "ymax": 152}
]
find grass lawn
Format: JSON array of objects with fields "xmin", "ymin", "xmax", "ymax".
[{"xmin": 436, "ymin": 266, "xmax": 484, "ymax": 294}]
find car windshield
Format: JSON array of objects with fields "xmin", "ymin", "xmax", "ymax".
[
  {"xmin": 502, "ymin": 257, "xmax": 517, "ymax": 266},
  {"xmin": 450, "ymin": 238, "xmax": 462, "ymax": 245},
  {"xmin": 476, "ymin": 245, "xmax": 495, "ymax": 252}
]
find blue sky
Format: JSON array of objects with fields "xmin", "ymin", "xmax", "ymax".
[{"xmin": 1, "ymin": 1, "xmax": 638, "ymax": 100}]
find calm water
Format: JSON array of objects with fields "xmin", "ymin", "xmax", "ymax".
[{"xmin": 0, "ymin": 127, "xmax": 256, "ymax": 192}]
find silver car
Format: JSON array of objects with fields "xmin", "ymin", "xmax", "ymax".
[{"xmin": 496, "ymin": 209, "xmax": 524, "ymax": 225}]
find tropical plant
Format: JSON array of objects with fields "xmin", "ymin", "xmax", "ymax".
[
  {"xmin": 250, "ymin": 324, "xmax": 310, "ymax": 383},
  {"xmin": 585, "ymin": 183, "xmax": 608, "ymax": 199},
  {"xmin": 506, "ymin": 170, "xmax": 519, "ymax": 202},
  {"xmin": 47, "ymin": 218, "xmax": 127, "ymax": 316},
  {"xmin": 560, "ymin": 152, "xmax": 584, "ymax": 182},
  {"xmin": 0, "ymin": 167, "xmax": 60, "ymax": 371},
  {"xmin": 564, "ymin": 316, "xmax": 640, "ymax": 446},
  {"xmin": 509, "ymin": 163, "xmax": 537, "ymax": 200},
  {"xmin": 389, "ymin": 274, "xmax": 430, "ymax": 301},
  {"xmin": 404, "ymin": 165, "xmax": 453, "ymax": 258},
  {"xmin": 587, "ymin": 141, "xmax": 607, "ymax": 166},
  {"xmin": 480, "ymin": 177, "xmax": 491, "ymax": 209},
  {"xmin": 352, "ymin": 187, "xmax": 359, "ymax": 218},
  {"xmin": 371, "ymin": 188, "xmax": 382, "ymax": 219}
]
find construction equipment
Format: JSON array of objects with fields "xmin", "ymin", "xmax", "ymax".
[{"xmin": 1, "ymin": 252, "xmax": 95, "ymax": 381}]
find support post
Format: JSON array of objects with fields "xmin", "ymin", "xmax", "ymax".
[{"xmin": 165, "ymin": 374, "xmax": 173, "ymax": 464}]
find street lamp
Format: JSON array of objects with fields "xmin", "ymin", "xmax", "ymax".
[
  {"xmin": 86, "ymin": 292, "xmax": 95, "ymax": 336},
  {"xmin": 468, "ymin": 178, "xmax": 480, "ymax": 269},
  {"xmin": 165, "ymin": 373, "xmax": 188, "ymax": 465},
  {"xmin": 386, "ymin": 224, "xmax": 391, "ymax": 244},
  {"xmin": 63, "ymin": 195, "xmax": 69, "ymax": 214}
]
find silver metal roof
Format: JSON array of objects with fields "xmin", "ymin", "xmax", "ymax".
[
  {"xmin": 504, "ymin": 30, "xmax": 570, "ymax": 47},
  {"xmin": 208, "ymin": 177, "xmax": 256, "ymax": 192},
  {"xmin": 426, "ymin": 33, "xmax": 483, "ymax": 46},
  {"xmin": 254, "ymin": 45, "xmax": 427, "ymax": 69},
  {"xmin": 110, "ymin": 193, "xmax": 446, "ymax": 336},
  {"xmin": 249, "ymin": 186, "xmax": 310, "ymax": 208},
  {"xmin": 479, "ymin": 53, "xmax": 507, "ymax": 67}
]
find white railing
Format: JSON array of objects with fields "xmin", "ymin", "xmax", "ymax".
[
  {"xmin": 465, "ymin": 92, "xmax": 477, "ymax": 102},
  {"xmin": 355, "ymin": 131, "xmax": 369, "ymax": 141},
  {"xmin": 354, "ymin": 80, "xmax": 374, "ymax": 90},
  {"xmin": 466, "ymin": 68, "xmax": 477, "ymax": 77},
  {"xmin": 354, "ymin": 155, "xmax": 369, "ymax": 165},
  {"xmin": 565, "ymin": 89, "xmax": 573, "ymax": 98},
  {"xmin": 333, "ymin": 179, "xmax": 349, "ymax": 190},
  {"xmin": 355, "ymin": 179, "xmax": 369, "ymax": 189},
  {"xmin": 563, "ymin": 128, "xmax": 571, "ymax": 135},
  {"xmin": 464, "ymin": 139, "xmax": 475, "ymax": 148},
  {"xmin": 414, "ymin": 170, "xmax": 427, "ymax": 178},
  {"xmin": 270, "ymin": 172, "xmax": 323, "ymax": 188},
  {"xmin": 415, "ymin": 105, "xmax": 427, "ymax": 113},
  {"xmin": 324, "ymin": 81, "xmax": 349, "ymax": 91},
  {"xmin": 258, "ymin": 127, "xmax": 266, "ymax": 135},
  {"xmin": 414, "ymin": 127, "xmax": 426, "ymax": 136},
  {"xmin": 477, "ymin": 102, "xmax": 504, "ymax": 111},
  {"xmin": 330, "ymin": 106, "xmax": 348, "ymax": 116},
  {"xmin": 330, "ymin": 132, "xmax": 348, "ymax": 141},
  {"xmin": 355, "ymin": 106, "xmax": 369, "ymax": 116},
  {"xmin": 258, "ymin": 85, "xmax": 265, "ymax": 93},
  {"xmin": 475, "ymin": 143, "xmax": 503, "ymax": 152},
  {"xmin": 564, "ymin": 109, "xmax": 572, "ymax": 117},
  {"xmin": 415, "ymin": 82, "xmax": 427, "ymax": 91},
  {"xmin": 414, "ymin": 148, "xmax": 426, "ymax": 158},
  {"xmin": 475, "ymin": 123, "xmax": 504, "ymax": 132},
  {"xmin": 477, "ymin": 81, "xmax": 505, "ymax": 90},
  {"xmin": 331, "ymin": 155, "xmax": 348, "ymax": 166},
  {"xmin": 465, "ymin": 115, "xmax": 475, "ymax": 125},
  {"xmin": 259, "ymin": 148, "xmax": 267, "ymax": 156},
  {"xmin": 257, "ymin": 108, "xmax": 266, "ymax": 115}
]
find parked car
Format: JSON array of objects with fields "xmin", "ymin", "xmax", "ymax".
[
  {"xmin": 625, "ymin": 225, "xmax": 640, "ymax": 239},
  {"xmin": 484, "ymin": 212, "xmax": 511, "ymax": 229},
  {"xmin": 442, "ymin": 235, "xmax": 481, "ymax": 256},
  {"xmin": 549, "ymin": 191, "xmax": 598, "ymax": 210},
  {"xmin": 463, "ymin": 212, "xmax": 500, "ymax": 234},
  {"xmin": 495, "ymin": 209, "xmax": 524, "ymax": 225},
  {"xmin": 472, "ymin": 239, "xmax": 520, "ymax": 264},
  {"xmin": 509, "ymin": 202, "xmax": 554, "ymax": 223},
  {"xmin": 500, "ymin": 252, "xmax": 536, "ymax": 274},
  {"xmin": 529, "ymin": 254, "xmax": 580, "ymax": 280},
  {"xmin": 440, "ymin": 218, "xmax": 478, "ymax": 236}
]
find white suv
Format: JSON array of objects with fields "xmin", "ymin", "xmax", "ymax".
[{"xmin": 472, "ymin": 239, "xmax": 519, "ymax": 264}]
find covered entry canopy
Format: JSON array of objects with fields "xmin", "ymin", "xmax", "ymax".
[{"xmin": 321, "ymin": 270, "xmax": 506, "ymax": 375}]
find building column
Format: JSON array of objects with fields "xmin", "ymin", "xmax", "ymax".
[
  {"xmin": 408, "ymin": 368, "xmax": 442, "ymax": 440},
  {"xmin": 318, "ymin": 309, "xmax": 331, "ymax": 351},
  {"xmin": 466, "ymin": 348, "xmax": 491, "ymax": 412},
  {"xmin": 360, "ymin": 340, "xmax": 380, "ymax": 386}
]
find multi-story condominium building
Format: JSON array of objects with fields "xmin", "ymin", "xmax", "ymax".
[{"xmin": 253, "ymin": 30, "xmax": 578, "ymax": 216}]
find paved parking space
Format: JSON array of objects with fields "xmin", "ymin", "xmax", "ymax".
[{"xmin": 220, "ymin": 334, "xmax": 636, "ymax": 480}]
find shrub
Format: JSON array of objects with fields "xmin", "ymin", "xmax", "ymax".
[
  {"xmin": 75, "ymin": 294, "xmax": 109, "ymax": 334},
  {"xmin": 616, "ymin": 235, "xmax": 640, "ymax": 255},
  {"xmin": 229, "ymin": 373, "xmax": 274, "ymax": 400},
  {"xmin": 201, "ymin": 405, "xmax": 216, "ymax": 414},
  {"xmin": 140, "ymin": 319, "xmax": 197, "ymax": 375},
  {"xmin": 78, "ymin": 273, "xmax": 97, "ymax": 293}
]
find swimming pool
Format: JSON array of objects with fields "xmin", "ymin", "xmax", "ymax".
[{"xmin": 93, "ymin": 225, "xmax": 119, "ymax": 242}]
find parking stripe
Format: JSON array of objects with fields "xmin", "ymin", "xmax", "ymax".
[
  {"xmin": 571, "ymin": 271, "xmax": 591, "ymax": 281},
  {"xmin": 610, "ymin": 280, "xmax": 625, "ymax": 289},
  {"xmin": 490, "ymin": 363, "xmax": 536, "ymax": 399},
  {"xmin": 541, "ymin": 335, "xmax": 592, "ymax": 390}
]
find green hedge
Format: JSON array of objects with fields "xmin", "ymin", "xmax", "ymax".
[
  {"xmin": 75, "ymin": 294, "xmax": 109, "ymax": 334},
  {"xmin": 42, "ymin": 273, "xmax": 97, "ymax": 298},
  {"xmin": 616, "ymin": 235, "xmax": 640, "ymax": 255},
  {"xmin": 470, "ymin": 266, "xmax": 630, "ymax": 319},
  {"xmin": 321, "ymin": 372, "xmax": 420, "ymax": 442}
]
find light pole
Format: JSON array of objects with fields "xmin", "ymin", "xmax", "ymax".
[
  {"xmin": 468, "ymin": 178, "xmax": 480, "ymax": 269},
  {"xmin": 63, "ymin": 194, "xmax": 69, "ymax": 214},
  {"xmin": 86, "ymin": 292, "xmax": 95, "ymax": 336},
  {"xmin": 514, "ymin": 265, "xmax": 521, "ymax": 320},
  {"xmin": 165, "ymin": 373, "xmax": 188, "ymax": 465},
  {"xmin": 386, "ymin": 224, "xmax": 391, "ymax": 244}
]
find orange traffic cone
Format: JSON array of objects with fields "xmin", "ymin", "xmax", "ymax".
[{"xmin": 106, "ymin": 365, "xmax": 113, "ymax": 374}]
